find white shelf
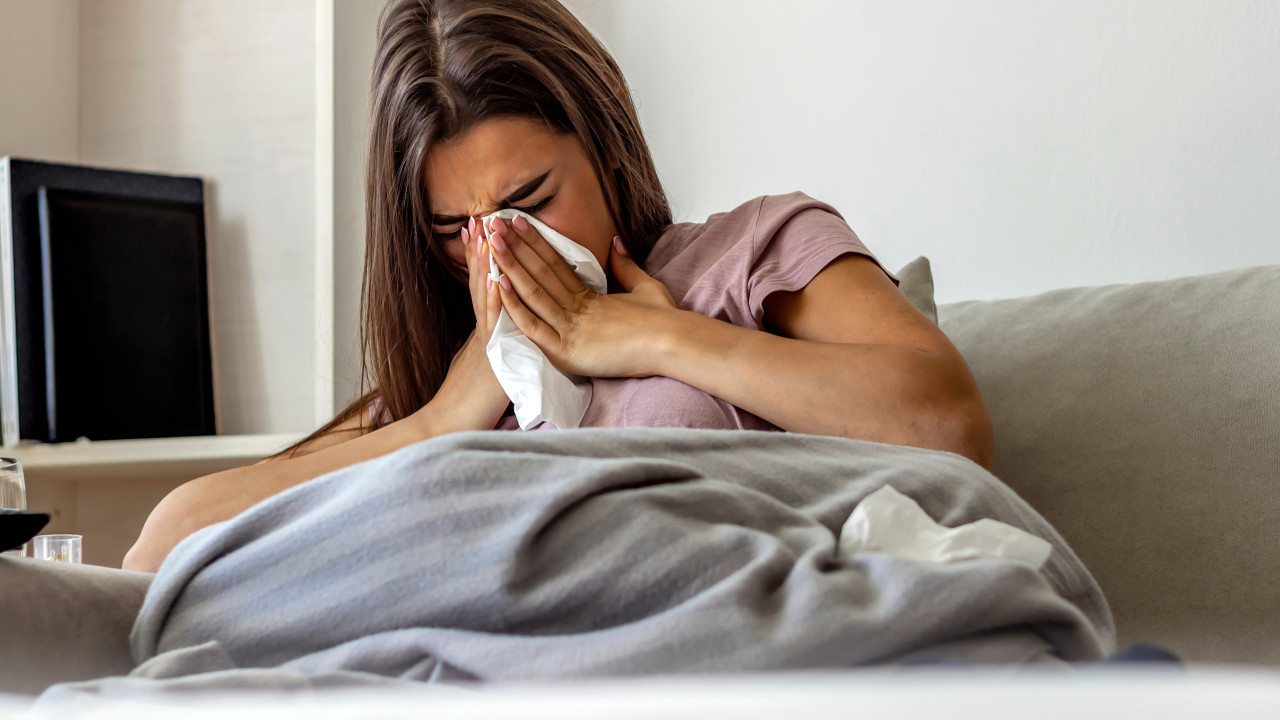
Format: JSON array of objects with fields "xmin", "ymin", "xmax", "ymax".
[{"xmin": 5, "ymin": 433, "xmax": 304, "ymax": 483}]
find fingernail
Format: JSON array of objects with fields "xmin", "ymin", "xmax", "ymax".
[
  {"xmin": 461, "ymin": 227, "xmax": 470, "ymax": 246},
  {"xmin": 491, "ymin": 232, "xmax": 506, "ymax": 253},
  {"xmin": 491, "ymin": 217, "xmax": 506, "ymax": 234},
  {"xmin": 468, "ymin": 217, "xmax": 477, "ymax": 238},
  {"xmin": 500, "ymin": 275, "xmax": 512, "ymax": 291},
  {"xmin": 486, "ymin": 276, "xmax": 493, "ymax": 290},
  {"xmin": 613, "ymin": 236, "xmax": 628, "ymax": 255},
  {"xmin": 513, "ymin": 214, "xmax": 529, "ymax": 231}
]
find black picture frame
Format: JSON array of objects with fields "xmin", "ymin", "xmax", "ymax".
[{"xmin": 1, "ymin": 158, "xmax": 212, "ymax": 443}]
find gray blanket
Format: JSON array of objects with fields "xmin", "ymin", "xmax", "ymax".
[{"xmin": 61, "ymin": 429, "xmax": 1115, "ymax": 694}]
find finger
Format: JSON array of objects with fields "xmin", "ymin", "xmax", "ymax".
[
  {"xmin": 509, "ymin": 214, "xmax": 586, "ymax": 297},
  {"xmin": 486, "ymin": 275, "xmax": 502, "ymax": 338},
  {"xmin": 475, "ymin": 222, "xmax": 497, "ymax": 325},
  {"xmin": 490, "ymin": 217, "xmax": 575, "ymax": 307},
  {"xmin": 609, "ymin": 235, "xmax": 650, "ymax": 292},
  {"xmin": 462, "ymin": 222, "xmax": 473, "ymax": 276},
  {"xmin": 476, "ymin": 221, "xmax": 493, "ymax": 289},
  {"xmin": 473, "ymin": 221, "xmax": 495, "ymax": 311},
  {"xmin": 496, "ymin": 274, "xmax": 560, "ymax": 350},
  {"xmin": 489, "ymin": 222, "xmax": 566, "ymax": 328},
  {"xmin": 464, "ymin": 224, "xmax": 483, "ymax": 319},
  {"xmin": 481, "ymin": 227, "xmax": 498, "ymax": 285}
]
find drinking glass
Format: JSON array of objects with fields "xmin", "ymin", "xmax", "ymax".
[
  {"xmin": 33, "ymin": 534, "xmax": 81, "ymax": 564},
  {"xmin": 0, "ymin": 457, "xmax": 26, "ymax": 557}
]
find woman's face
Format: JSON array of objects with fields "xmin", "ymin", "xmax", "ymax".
[{"xmin": 425, "ymin": 116, "xmax": 619, "ymax": 282}]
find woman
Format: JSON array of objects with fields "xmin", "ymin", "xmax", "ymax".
[{"xmin": 123, "ymin": 0, "xmax": 992, "ymax": 573}]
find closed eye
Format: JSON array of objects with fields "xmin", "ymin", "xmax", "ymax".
[
  {"xmin": 504, "ymin": 194, "xmax": 554, "ymax": 216},
  {"xmin": 432, "ymin": 195, "xmax": 555, "ymax": 240}
]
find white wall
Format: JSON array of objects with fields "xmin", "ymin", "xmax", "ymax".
[
  {"xmin": 567, "ymin": 0, "xmax": 1280, "ymax": 302},
  {"xmin": 332, "ymin": 0, "xmax": 384, "ymax": 411},
  {"xmin": 0, "ymin": 0, "xmax": 80, "ymax": 162},
  {"xmin": 78, "ymin": 0, "xmax": 319, "ymax": 434}
]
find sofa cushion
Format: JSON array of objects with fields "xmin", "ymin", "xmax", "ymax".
[
  {"xmin": 896, "ymin": 256, "xmax": 937, "ymax": 325},
  {"xmin": 938, "ymin": 265, "xmax": 1280, "ymax": 665},
  {"xmin": 0, "ymin": 557, "xmax": 152, "ymax": 694}
]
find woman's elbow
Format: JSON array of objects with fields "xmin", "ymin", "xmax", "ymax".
[
  {"xmin": 121, "ymin": 482, "xmax": 200, "ymax": 572},
  {"xmin": 123, "ymin": 511, "xmax": 177, "ymax": 573},
  {"xmin": 927, "ymin": 391, "xmax": 995, "ymax": 470},
  {"xmin": 121, "ymin": 541, "xmax": 158, "ymax": 573},
  {"xmin": 122, "ymin": 530, "xmax": 165, "ymax": 573}
]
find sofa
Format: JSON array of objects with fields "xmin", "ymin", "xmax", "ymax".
[
  {"xmin": 939, "ymin": 261, "xmax": 1279, "ymax": 665},
  {"xmin": 2, "ymin": 259, "xmax": 1277, "ymax": 695}
]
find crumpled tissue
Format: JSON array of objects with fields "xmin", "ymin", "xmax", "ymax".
[
  {"xmin": 481, "ymin": 208, "xmax": 607, "ymax": 430},
  {"xmin": 838, "ymin": 485, "xmax": 1053, "ymax": 569}
]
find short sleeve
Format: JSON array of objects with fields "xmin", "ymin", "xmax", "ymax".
[{"xmin": 745, "ymin": 193, "xmax": 898, "ymax": 326}]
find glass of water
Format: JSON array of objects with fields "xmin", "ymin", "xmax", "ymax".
[
  {"xmin": 33, "ymin": 534, "xmax": 81, "ymax": 564},
  {"xmin": 1, "ymin": 457, "xmax": 26, "ymax": 557}
]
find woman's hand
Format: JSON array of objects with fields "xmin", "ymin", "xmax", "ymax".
[
  {"xmin": 465, "ymin": 216, "xmax": 503, "ymax": 342},
  {"xmin": 486, "ymin": 215, "xmax": 679, "ymax": 379},
  {"xmin": 419, "ymin": 219, "xmax": 511, "ymax": 433}
]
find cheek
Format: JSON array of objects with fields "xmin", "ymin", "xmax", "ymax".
[
  {"xmin": 538, "ymin": 203, "xmax": 613, "ymax": 266},
  {"xmin": 442, "ymin": 238, "xmax": 463, "ymax": 262},
  {"xmin": 442, "ymin": 239, "xmax": 469, "ymax": 276}
]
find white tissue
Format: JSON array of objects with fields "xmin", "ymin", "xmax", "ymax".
[
  {"xmin": 481, "ymin": 209, "xmax": 608, "ymax": 430},
  {"xmin": 838, "ymin": 485, "xmax": 1053, "ymax": 569}
]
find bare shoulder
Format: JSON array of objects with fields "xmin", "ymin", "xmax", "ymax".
[
  {"xmin": 257, "ymin": 406, "xmax": 372, "ymax": 464},
  {"xmin": 763, "ymin": 254, "xmax": 947, "ymax": 354}
]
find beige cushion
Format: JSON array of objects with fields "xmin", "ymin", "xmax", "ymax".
[
  {"xmin": 0, "ymin": 557, "xmax": 152, "ymax": 694},
  {"xmin": 939, "ymin": 265, "xmax": 1280, "ymax": 665},
  {"xmin": 896, "ymin": 256, "xmax": 937, "ymax": 324}
]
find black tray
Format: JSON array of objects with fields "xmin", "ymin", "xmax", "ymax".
[{"xmin": 0, "ymin": 511, "xmax": 51, "ymax": 552}]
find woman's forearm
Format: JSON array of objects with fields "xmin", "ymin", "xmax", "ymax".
[
  {"xmin": 122, "ymin": 406, "xmax": 448, "ymax": 573},
  {"xmin": 650, "ymin": 309, "xmax": 992, "ymax": 465}
]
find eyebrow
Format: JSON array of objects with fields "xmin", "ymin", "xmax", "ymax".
[{"xmin": 431, "ymin": 170, "xmax": 552, "ymax": 227}]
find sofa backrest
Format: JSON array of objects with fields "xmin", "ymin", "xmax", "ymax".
[{"xmin": 939, "ymin": 265, "xmax": 1280, "ymax": 665}]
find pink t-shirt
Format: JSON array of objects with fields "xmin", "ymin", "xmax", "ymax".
[{"xmin": 492, "ymin": 191, "xmax": 898, "ymax": 433}]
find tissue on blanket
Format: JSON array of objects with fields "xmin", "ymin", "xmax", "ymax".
[
  {"xmin": 482, "ymin": 209, "xmax": 608, "ymax": 430},
  {"xmin": 839, "ymin": 485, "xmax": 1053, "ymax": 568}
]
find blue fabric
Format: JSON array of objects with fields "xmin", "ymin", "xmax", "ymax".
[{"xmin": 1104, "ymin": 643, "xmax": 1182, "ymax": 665}]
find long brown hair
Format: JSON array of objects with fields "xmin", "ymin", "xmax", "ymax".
[{"xmin": 282, "ymin": 0, "xmax": 670, "ymax": 456}]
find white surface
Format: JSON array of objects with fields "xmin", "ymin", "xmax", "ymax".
[
  {"xmin": 313, "ymin": 0, "xmax": 336, "ymax": 426},
  {"xmin": 0, "ymin": 0, "xmax": 80, "ymax": 164},
  {"xmin": 76, "ymin": 0, "xmax": 319, "ymax": 435},
  {"xmin": 331, "ymin": 0, "xmax": 384, "ymax": 412},
  {"xmin": 566, "ymin": 0, "xmax": 1280, "ymax": 303},
  {"xmin": 2, "ymin": 669, "xmax": 1279, "ymax": 719}
]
